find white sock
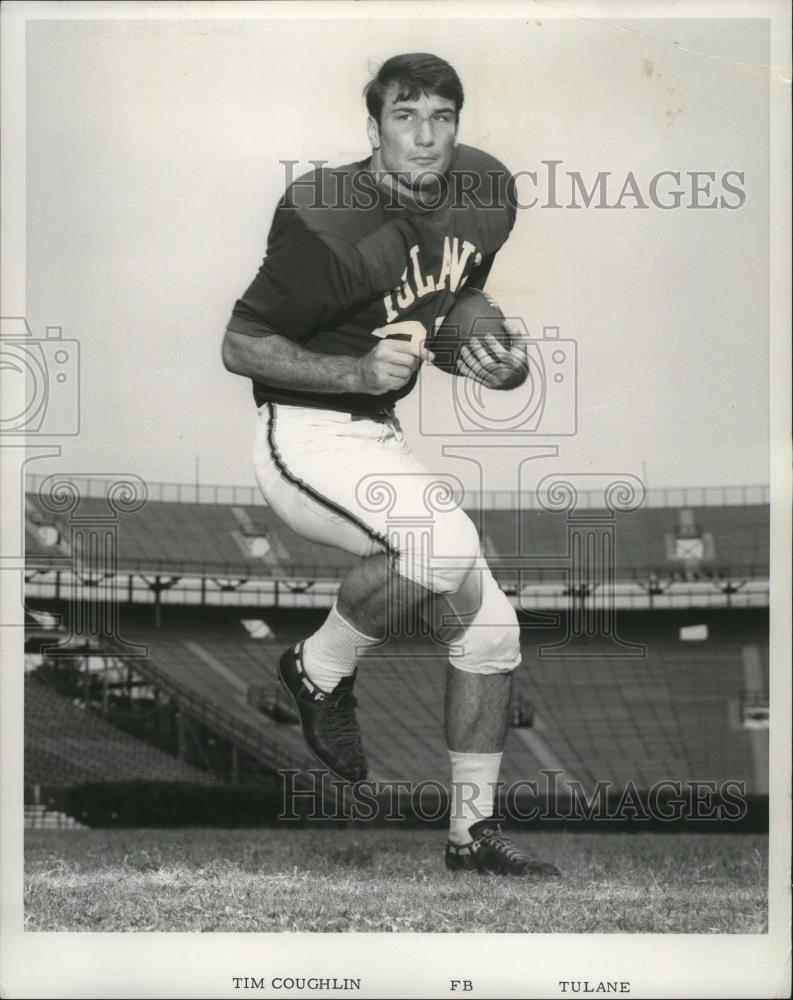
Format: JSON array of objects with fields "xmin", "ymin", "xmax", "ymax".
[
  {"xmin": 301, "ymin": 603, "xmax": 379, "ymax": 693},
  {"xmin": 447, "ymin": 749, "xmax": 503, "ymax": 845}
]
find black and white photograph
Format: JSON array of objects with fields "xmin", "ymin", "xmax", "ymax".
[{"xmin": 1, "ymin": 1, "xmax": 790, "ymax": 997}]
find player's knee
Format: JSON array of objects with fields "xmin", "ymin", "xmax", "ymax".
[
  {"xmin": 448, "ymin": 587, "xmax": 521, "ymax": 674},
  {"xmin": 397, "ymin": 512, "xmax": 481, "ymax": 596}
]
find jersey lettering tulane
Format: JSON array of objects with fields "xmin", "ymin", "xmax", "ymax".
[{"xmin": 228, "ymin": 143, "xmax": 516, "ymax": 414}]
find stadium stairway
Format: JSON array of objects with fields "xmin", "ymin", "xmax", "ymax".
[
  {"xmin": 101, "ymin": 630, "xmax": 323, "ymax": 783},
  {"xmin": 24, "ymin": 803, "xmax": 86, "ymax": 830}
]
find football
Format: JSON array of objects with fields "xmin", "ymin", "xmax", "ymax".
[{"xmin": 428, "ymin": 287, "xmax": 513, "ymax": 375}]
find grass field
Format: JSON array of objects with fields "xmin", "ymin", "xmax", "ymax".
[{"xmin": 25, "ymin": 827, "xmax": 767, "ymax": 933}]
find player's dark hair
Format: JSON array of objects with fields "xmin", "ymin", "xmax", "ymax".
[{"xmin": 364, "ymin": 53, "xmax": 464, "ymax": 125}]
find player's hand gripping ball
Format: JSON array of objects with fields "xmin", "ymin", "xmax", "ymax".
[{"xmin": 429, "ymin": 288, "xmax": 530, "ymax": 390}]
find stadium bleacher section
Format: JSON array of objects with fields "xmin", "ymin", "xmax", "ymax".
[
  {"xmin": 25, "ymin": 489, "xmax": 768, "ymax": 582},
  {"xmin": 23, "ymin": 481, "xmax": 770, "ymax": 815},
  {"xmin": 25, "ymin": 675, "xmax": 218, "ymax": 786},
  {"xmin": 25, "ymin": 493, "xmax": 358, "ymax": 578},
  {"xmin": 29, "ymin": 603, "xmax": 765, "ymax": 796},
  {"xmin": 474, "ymin": 505, "xmax": 768, "ymax": 577}
]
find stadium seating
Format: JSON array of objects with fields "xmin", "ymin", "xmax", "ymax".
[
  {"xmin": 513, "ymin": 644, "xmax": 763, "ymax": 789},
  {"xmin": 24, "ymin": 493, "xmax": 357, "ymax": 578},
  {"xmin": 91, "ymin": 606, "xmax": 767, "ymax": 795},
  {"xmin": 473, "ymin": 505, "xmax": 768, "ymax": 578},
  {"xmin": 24, "ymin": 675, "xmax": 218, "ymax": 786},
  {"xmin": 25, "ymin": 490, "xmax": 768, "ymax": 581},
  {"xmin": 23, "ymin": 483, "xmax": 770, "ymax": 806}
]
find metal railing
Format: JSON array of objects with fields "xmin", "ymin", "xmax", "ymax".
[
  {"xmin": 23, "ymin": 556, "xmax": 770, "ymax": 584},
  {"xmin": 101, "ymin": 638, "xmax": 311, "ymax": 778},
  {"xmin": 24, "ymin": 554, "xmax": 351, "ymax": 580},
  {"xmin": 24, "ymin": 474, "xmax": 770, "ymax": 510}
]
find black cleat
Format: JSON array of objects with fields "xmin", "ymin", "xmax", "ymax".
[
  {"xmin": 277, "ymin": 642, "xmax": 368, "ymax": 783},
  {"xmin": 445, "ymin": 819, "xmax": 562, "ymax": 878}
]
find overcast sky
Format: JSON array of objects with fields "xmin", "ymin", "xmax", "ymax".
[{"xmin": 21, "ymin": 13, "xmax": 770, "ymax": 497}]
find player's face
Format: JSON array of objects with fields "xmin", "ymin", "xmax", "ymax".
[{"xmin": 368, "ymin": 86, "xmax": 458, "ymax": 190}]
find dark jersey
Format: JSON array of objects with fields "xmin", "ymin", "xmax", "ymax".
[{"xmin": 228, "ymin": 143, "xmax": 516, "ymax": 414}]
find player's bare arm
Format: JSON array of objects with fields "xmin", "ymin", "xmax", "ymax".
[{"xmin": 222, "ymin": 327, "xmax": 431, "ymax": 395}]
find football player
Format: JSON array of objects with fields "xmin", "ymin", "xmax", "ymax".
[{"xmin": 223, "ymin": 52, "xmax": 559, "ymax": 877}]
